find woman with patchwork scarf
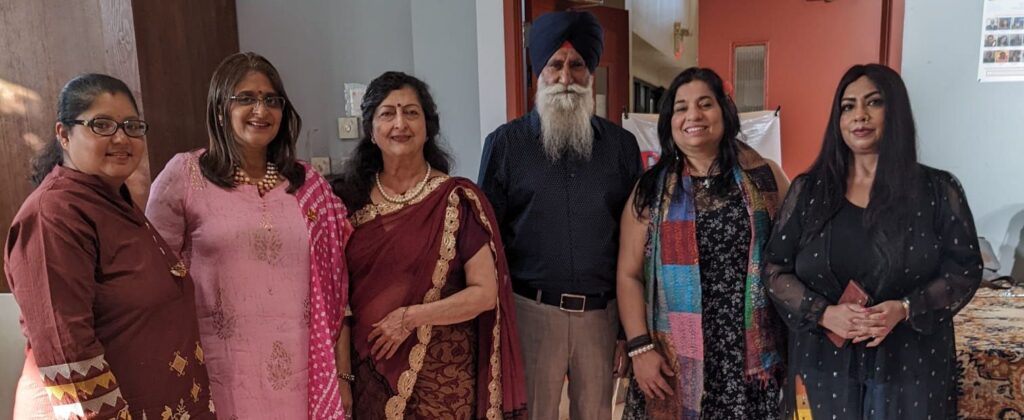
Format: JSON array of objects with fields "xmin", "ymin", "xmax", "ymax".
[{"xmin": 617, "ymin": 67, "xmax": 790, "ymax": 419}]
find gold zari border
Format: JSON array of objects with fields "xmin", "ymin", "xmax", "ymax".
[
  {"xmin": 384, "ymin": 187, "xmax": 460, "ymax": 419},
  {"xmin": 382, "ymin": 186, "xmax": 505, "ymax": 419},
  {"xmin": 460, "ymin": 189, "xmax": 504, "ymax": 420}
]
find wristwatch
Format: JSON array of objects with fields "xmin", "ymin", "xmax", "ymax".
[{"xmin": 900, "ymin": 297, "xmax": 911, "ymax": 321}]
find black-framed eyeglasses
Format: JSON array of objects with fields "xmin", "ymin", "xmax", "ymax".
[
  {"xmin": 229, "ymin": 95, "xmax": 286, "ymax": 109},
  {"xmin": 70, "ymin": 118, "xmax": 149, "ymax": 138}
]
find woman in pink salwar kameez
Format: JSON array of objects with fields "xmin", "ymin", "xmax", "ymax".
[{"xmin": 147, "ymin": 52, "xmax": 353, "ymax": 420}]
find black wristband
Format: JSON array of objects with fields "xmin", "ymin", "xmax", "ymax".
[{"xmin": 626, "ymin": 334, "xmax": 653, "ymax": 353}]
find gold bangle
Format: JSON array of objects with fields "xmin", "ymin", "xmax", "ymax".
[
  {"xmin": 901, "ymin": 298, "xmax": 911, "ymax": 321},
  {"xmin": 400, "ymin": 306, "xmax": 412, "ymax": 333},
  {"xmin": 337, "ymin": 372, "xmax": 355, "ymax": 383}
]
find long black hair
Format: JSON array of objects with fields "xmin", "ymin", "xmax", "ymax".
[
  {"xmin": 632, "ymin": 67, "xmax": 741, "ymax": 217},
  {"xmin": 32, "ymin": 74, "xmax": 139, "ymax": 185},
  {"xmin": 799, "ymin": 64, "xmax": 920, "ymax": 280},
  {"xmin": 803, "ymin": 64, "xmax": 920, "ymax": 235},
  {"xmin": 199, "ymin": 52, "xmax": 305, "ymax": 193},
  {"xmin": 333, "ymin": 71, "xmax": 452, "ymax": 211}
]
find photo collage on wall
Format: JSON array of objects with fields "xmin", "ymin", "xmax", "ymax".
[
  {"xmin": 979, "ymin": 0, "xmax": 1024, "ymax": 82},
  {"xmin": 982, "ymin": 17, "xmax": 1024, "ymax": 64}
]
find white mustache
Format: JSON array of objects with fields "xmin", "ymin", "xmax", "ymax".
[
  {"xmin": 538, "ymin": 84, "xmax": 589, "ymax": 107},
  {"xmin": 539, "ymin": 83, "xmax": 589, "ymax": 95}
]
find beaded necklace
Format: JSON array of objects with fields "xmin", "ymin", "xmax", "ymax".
[{"xmin": 233, "ymin": 162, "xmax": 280, "ymax": 196}]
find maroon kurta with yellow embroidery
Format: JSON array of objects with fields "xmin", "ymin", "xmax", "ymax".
[{"xmin": 5, "ymin": 166, "xmax": 215, "ymax": 420}]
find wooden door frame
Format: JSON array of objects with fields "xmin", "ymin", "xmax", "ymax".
[
  {"xmin": 503, "ymin": 0, "xmax": 630, "ymax": 123},
  {"xmin": 504, "ymin": 0, "xmax": 527, "ymax": 120},
  {"xmin": 880, "ymin": 0, "xmax": 905, "ymax": 70}
]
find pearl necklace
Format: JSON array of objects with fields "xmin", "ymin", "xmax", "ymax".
[
  {"xmin": 375, "ymin": 164, "xmax": 432, "ymax": 204},
  {"xmin": 233, "ymin": 162, "xmax": 280, "ymax": 196}
]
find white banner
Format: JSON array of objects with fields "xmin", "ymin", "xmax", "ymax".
[{"xmin": 622, "ymin": 110, "xmax": 783, "ymax": 170}]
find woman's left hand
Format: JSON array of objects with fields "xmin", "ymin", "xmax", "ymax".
[
  {"xmin": 368, "ymin": 307, "xmax": 414, "ymax": 360},
  {"xmin": 851, "ymin": 300, "xmax": 907, "ymax": 347},
  {"xmin": 338, "ymin": 380, "xmax": 353, "ymax": 418}
]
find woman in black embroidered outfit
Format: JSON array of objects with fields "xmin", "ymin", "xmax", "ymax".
[{"xmin": 764, "ymin": 64, "xmax": 982, "ymax": 419}]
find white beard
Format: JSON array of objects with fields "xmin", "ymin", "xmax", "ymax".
[{"xmin": 535, "ymin": 77, "xmax": 595, "ymax": 162}]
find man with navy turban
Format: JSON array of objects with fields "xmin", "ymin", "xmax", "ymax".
[{"xmin": 479, "ymin": 10, "xmax": 641, "ymax": 419}]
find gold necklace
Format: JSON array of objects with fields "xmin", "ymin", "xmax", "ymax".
[
  {"xmin": 375, "ymin": 164, "xmax": 431, "ymax": 204},
  {"xmin": 233, "ymin": 162, "xmax": 280, "ymax": 196}
]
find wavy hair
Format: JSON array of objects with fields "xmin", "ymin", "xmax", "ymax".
[{"xmin": 333, "ymin": 71, "xmax": 452, "ymax": 210}]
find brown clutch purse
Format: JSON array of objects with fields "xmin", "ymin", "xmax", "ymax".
[{"xmin": 825, "ymin": 280, "xmax": 872, "ymax": 348}]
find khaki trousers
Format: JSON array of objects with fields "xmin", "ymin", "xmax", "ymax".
[{"xmin": 514, "ymin": 293, "xmax": 619, "ymax": 420}]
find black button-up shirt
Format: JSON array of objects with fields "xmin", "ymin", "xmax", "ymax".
[{"xmin": 478, "ymin": 110, "xmax": 641, "ymax": 295}]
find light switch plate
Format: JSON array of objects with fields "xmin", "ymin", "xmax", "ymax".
[
  {"xmin": 311, "ymin": 157, "xmax": 331, "ymax": 175},
  {"xmin": 338, "ymin": 116, "xmax": 361, "ymax": 140}
]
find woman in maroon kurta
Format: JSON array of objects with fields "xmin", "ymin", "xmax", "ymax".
[{"xmin": 5, "ymin": 74, "xmax": 215, "ymax": 419}]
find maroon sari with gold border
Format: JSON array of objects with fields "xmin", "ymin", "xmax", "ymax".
[{"xmin": 347, "ymin": 176, "xmax": 526, "ymax": 419}]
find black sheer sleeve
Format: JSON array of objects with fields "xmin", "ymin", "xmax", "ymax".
[
  {"xmin": 905, "ymin": 170, "xmax": 983, "ymax": 335},
  {"xmin": 764, "ymin": 176, "xmax": 831, "ymax": 332}
]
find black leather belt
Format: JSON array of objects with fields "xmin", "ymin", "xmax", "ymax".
[{"xmin": 512, "ymin": 283, "xmax": 615, "ymax": 312}]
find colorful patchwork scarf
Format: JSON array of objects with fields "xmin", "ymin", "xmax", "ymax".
[
  {"xmin": 642, "ymin": 143, "xmax": 784, "ymax": 418},
  {"xmin": 295, "ymin": 164, "xmax": 353, "ymax": 420}
]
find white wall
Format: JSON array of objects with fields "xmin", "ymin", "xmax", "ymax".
[
  {"xmin": 1, "ymin": 294, "xmax": 26, "ymax": 418},
  {"xmin": 903, "ymin": 0, "xmax": 1024, "ymax": 277},
  {"xmin": 476, "ymin": 0, "xmax": 508, "ymax": 152},
  {"xmin": 236, "ymin": 0, "xmax": 494, "ymax": 179},
  {"xmin": 237, "ymin": 0, "xmax": 415, "ymax": 174},
  {"xmin": 411, "ymin": 0, "xmax": 483, "ymax": 178}
]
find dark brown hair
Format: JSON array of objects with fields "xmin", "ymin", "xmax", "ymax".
[
  {"xmin": 333, "ymin": 71, "xmax": 452, "ymax": 210},
  {"xmin": 33, "ymin": 74, "xmax": 140, "ymax": 185},
  {"xmin": 199, "ymin": 52, "xmax": 305, "ymax": 193},
  {"xmin": 632, "ymin": 67, "xmax": 742, "ymax": 217}
]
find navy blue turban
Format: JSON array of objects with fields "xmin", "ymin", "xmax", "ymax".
[{"xmin": 528, "ymin": 11, "xmax": 604, "ymax": 77}]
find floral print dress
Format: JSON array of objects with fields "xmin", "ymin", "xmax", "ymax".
[{"xmin": 624, "ymin": 176, "xmax": 780, "ymax": 419}]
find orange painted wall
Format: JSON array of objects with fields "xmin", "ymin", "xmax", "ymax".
[{"xmin": 699, "ymin": 0, "xmax": 891, "ymax": 176}]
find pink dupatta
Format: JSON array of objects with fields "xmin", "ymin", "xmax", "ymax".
[{"xmin": 296, "ymin": 164, "xmax": 353, "ymax": 419}]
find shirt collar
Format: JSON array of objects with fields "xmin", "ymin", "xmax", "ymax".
[{"xmin": 52, "ymin": 165, "xmax": 136, "ymax": 208}]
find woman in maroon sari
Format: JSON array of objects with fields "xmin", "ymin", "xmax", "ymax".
[{"xmin": 333, "ymin": 71, "xmax": 526, "ymax": 419}]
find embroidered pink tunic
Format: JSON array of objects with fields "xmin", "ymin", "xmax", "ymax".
[{"xmin": 147, "ymin": 151, "xmax": 313, "ymax": 418}]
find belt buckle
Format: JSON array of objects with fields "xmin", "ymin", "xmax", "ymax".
[{"xmin": 559, "ymin": 293, "xmax": 586, "ymax": 313}]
